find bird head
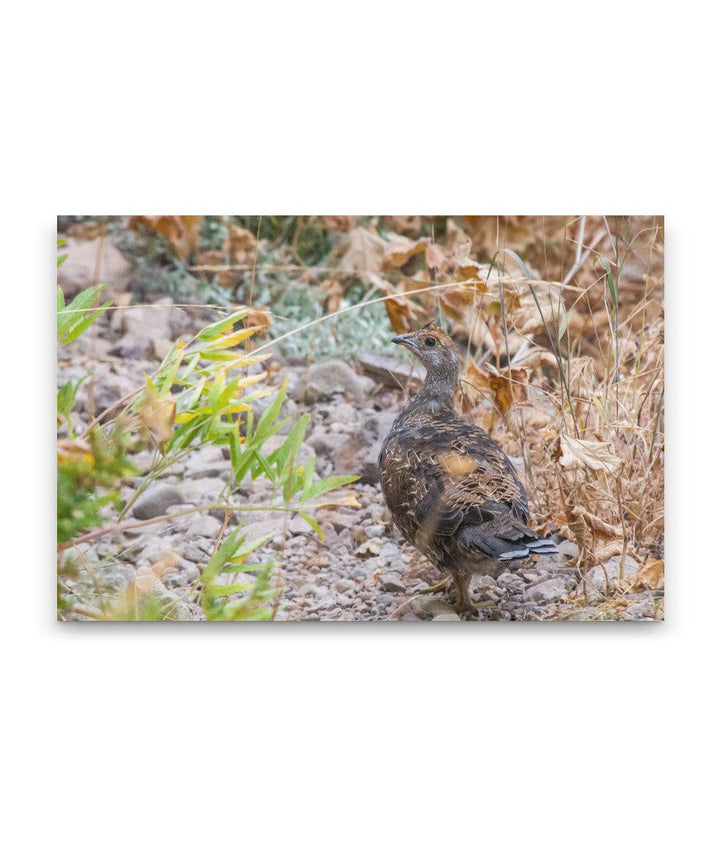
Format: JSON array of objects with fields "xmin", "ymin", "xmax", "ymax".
[{"xmin": 391, "ymin": 324, "xmax": 460, "ymax": 375}]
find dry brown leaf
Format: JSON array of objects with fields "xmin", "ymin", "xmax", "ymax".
[
  {"xmin": 383, "ymin": 234, "xmax": 429, "ymax": 269},
  {"xmin": 225, "ymin": 225, "xmax": 257, "ymax": 264},
  {"xmin": 57, "ymin": 437, "xmax": 94, "ymax": 467},
  {"xmin": 338, "ymin": 228, "xmax": 385, "ymax": 279},
  {"xmin": 245, "ymin": 306, "xmax": 273, "ymax": 331},
  {"xmin": 637, "ymin": 558, "xmax": 664, "ymax": 589},
  {"xmin": 425, "ymin": 242, "xmax": 447, "ymax": 270},
  {"xmin": 150, "ymin": 551, "xmax": 182, "ymax": 578},
  {"xmin": 137, "ymin": 388, "xmax": 176, "ymax": 443},
  {"xmin": 65, "ymin": 221, "xmax": 105, "ymax": 241},
  {"xmin": 320, "ymin": 280, "xmax": 344, "ymax": 314},
  {"xmin": 593, "ymin": 540, "xmax": 629, "ymax": 564},
  {"xmin": 569, "ymin": 505, "xmax": 623, "ymax": 539},
  {"xmin": 556, "ymin": 435, "xmax": 622, "ymax": 475},
  {"xmin": 321, "ymin": 215, "xmax": 356, "ymax": 232},
  {"xmin": 461, "ymin": 215, "xmax": 539, "ymax": 257},
  {"xmin": 194, "ymin": 249, "xmax": 238, "ymax": 288},
  {"xmin": 387, "ymin": 216, "xmax": 422, "ymax": 236},
  {"xmin": 439, "ymin": 286, "xmax": 484, "ymax": 325},
  {"xmin": 127, "ymin": 215, "xmax": 202, "ymax": 261},
  {"xmin": 445, "ymin": 219, "xmax": 473, "ymax": 258},
  {"xmin": 463, "ymin": 361, "xmax": 529, "ymax": 416},
  {"xmin": 385, "ymin": 295, "xmax": 413, "ymax": 333}
]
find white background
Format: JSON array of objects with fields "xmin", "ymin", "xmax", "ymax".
[{"xmin": 2, "ymin": 2, "xmax": 716, "ymax": 854}]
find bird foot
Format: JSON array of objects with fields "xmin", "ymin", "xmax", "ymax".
[
  {"xmin": 420, "ymin": 575, "xmax": 452, "ymax": 594},
  {"xmin": 456, "ymin": 598, "xmax": 496, "ymax": 615}
]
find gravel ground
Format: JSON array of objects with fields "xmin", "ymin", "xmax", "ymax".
[{"xmin": 58, "ymin": 303, "xmax": 663, "ymax": 622}]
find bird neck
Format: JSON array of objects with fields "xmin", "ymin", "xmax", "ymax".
[{"xmin": 418, "ymin": 364, "xmax": 458, "ymax": 409}]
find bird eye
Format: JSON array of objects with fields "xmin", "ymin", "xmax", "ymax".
[{"xmin": 424, "ymin": 336, "xmax": 436, "ymax": 347}]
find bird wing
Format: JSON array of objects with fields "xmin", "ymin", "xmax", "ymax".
[
  {"xmin": 395, "ymin": 422, "xmax": 559, "ymax": 560},
  {"xmin": 406, "ymin": 422, "xmax": 529, "ymax": 521}
]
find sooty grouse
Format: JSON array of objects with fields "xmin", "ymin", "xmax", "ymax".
[{"xmin": 379, "ymin": 324, "xmax": 557, "ymax": 613}]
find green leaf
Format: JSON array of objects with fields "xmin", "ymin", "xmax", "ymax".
[
  {"xmin": 214, "ymin": 376, "xmax": 241, "ymax": 411},
  {"xmin": 252, "ymin": 449, "xmax": 275, "ymax": 481},
  {"xmin": 57, "ymin": 238, "xmax": 68, "ymax": 269},
  {"xmin": 57, "ymin": 379, "xmax": 80, "ymax": 417},
  {"xmin": 57, "ymin": 284, "xmax": 110, "ymax": 344},
  {"xmin": 300, "ymin": 473, "xmax": 359, "ymax": 502},
  {"xmin": 197, "ymin": 308, "xmax": 250, "ymax": 341},
  {"xmin": 200, "ymin": 527, "xmax": 247, "ymax": 584},
  {"xmin": 268, "ymin": 414, "xmax": 309, "ymax": 477},
  {"xmin": 253, "ymin": 381, "xmax": 287, "ymax": 443},
  {"xmin": 228, "ymin": 425, "xmax": 243, "ymax": 474},
  {"xmin": 599, "ymin": 257, "xmax": 618, "ymax": 308},
  {"xmin": 302, "ymin": 455, "xmax": 316, "ymax": 493},
  {"xmin": 207, "ymin": 370, "xmax": 226, "ymax": 411},
  {"xmin": 558, "ymin": 305, "xmax": 571, "ymax": 341},
  {"xmin": 299, "ymin": 512, "xmax": 324, "ymax": 540},
  {"xmin": 204, "ymin": 582, "xmax": 254, "ymax": 597}
]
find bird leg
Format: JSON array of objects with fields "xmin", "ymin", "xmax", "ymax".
[
  {"xmin": 455, "ymin": 576, "xmax": 496, "ymax": 615},
  {"xmin": 420, "ymin": 575, "xmax": 452, "ymax": 594},
  {"xmin": 455, "ymin": 575, "xmax": 475, "ymax": 613}
]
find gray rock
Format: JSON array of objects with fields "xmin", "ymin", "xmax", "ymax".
[
  {"xmin": 186, "ymin": 515, "xmax": 222, "ymax": 538},
  {"xmin": 303, "ymin": 360, "xmax": 373, "ymax": 404},
  {"xmin": 353, "ymin": 351, "xmax": 426, "ymax": 389},
  {"xmin": 288, "ymin": 515, "xmax": 314, "ymax": 535},
  {"xmin": 306, "ymin": 427, "xmax": 351, "ymax": 458},
  {"xmin": 379, "ymin": 572, "xmax": 405, "ymax": 593},
  {"xmin": 183, "ymin": 445, "xmax": 229, "ymax": 479},
  {"xmin": 523, "ymin": 576, "xmax": 570, "ymax": 604},
  {"xmin": 182, "ymin": 476, "xmax": 226, "ymax": 505},
  {"xmin": 208, "ymin": 506, "xmax": 240, "ymax": 525},
  {"xmin": 74, "ymin": 362, "xmax": 145, "ymax": 417},
  {"xmin": 364, "ymin": 524, "xmax": 386, "ymax": 539},
  {"xmin": 109, "ymin": 333, "xmax": 151, "ymax": 360},
  {"xmin": 585, "ymin": 555, "xmax": 640, "ymax": 602},
  {"xmin": 127, "ymin": 449, "xmax": 155, "ymax": 474},
  {"xmin": 113, "ymin": 296, "xmax": 189, "ymax": 341},
  {"xmin": 182, "ymin": 539, "xmax": 214, "ymax": 563},
  {"xmin": 132, "ymin": 484, "xmax": 184, "ymax": 520},
  {"xmin": 559, "ymin": 607, "xmax": 603, "ymax": 621},
  {"xmin": 297, "ymin": 582, "xmax": 316, "ymax": 597},
  {"xmin": 334, "ymin": 410, "xmax": 397, "ymax": 484},
  {"xmin": 622, "ymin": 596, "xmax": 655, "ymax": 621},
  {"xmin": 412, "ymin": 596, "xmax": 459, "ymax": 620},
  {"xmin": 497, "ymin": 571, "xmax": 524, "ymax": 593},
  {"xmin": 558, "ymin": 539, "xmax": 580, "ymax": 559},
  {"xmin": 432, "ymin": 612, "xmax": 462, "ymax": 621},
  {"xmin": 379, "ymin": 541, "xmax": 400, "ymax": 558},
  {"xmin": 57, "ymin": 237, "xmax": 132, "ymax": 300}
]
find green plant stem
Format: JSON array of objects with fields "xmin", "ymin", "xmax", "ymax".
[{"xmin": 57, "ymin": 498, "xmax": 353, "ymax": 552}]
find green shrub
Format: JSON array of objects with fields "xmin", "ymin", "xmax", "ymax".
[{"xmin": 57, "ymin": 245, "xmax": 358, "ymax": 621}]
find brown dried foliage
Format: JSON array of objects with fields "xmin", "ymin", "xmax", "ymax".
[{"xmin": 360, "ymin": 215, "xmax": 664, "ymax": 578}]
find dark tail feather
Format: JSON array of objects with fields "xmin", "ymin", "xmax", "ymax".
[
  {"xmin": 457, "ymin": 525, "xmax": 558, "ymax": 561},
  {"xmin": 526, "ymin": 538, "xmax": 559, "ymax": 555}
]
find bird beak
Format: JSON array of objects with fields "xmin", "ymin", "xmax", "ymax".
[{"xmin": 392, "ymin": 334, "xmax": 411, "ymax": 347}]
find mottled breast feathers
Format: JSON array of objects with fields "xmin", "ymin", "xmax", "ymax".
[{"xmin": 380, "ymin": 412, "xmax": 529, "ymax": 550}]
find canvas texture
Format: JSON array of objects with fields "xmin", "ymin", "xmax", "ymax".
[{"xmin": 56, "ymin": 216, "xmax": 664, "ymax": 622}]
